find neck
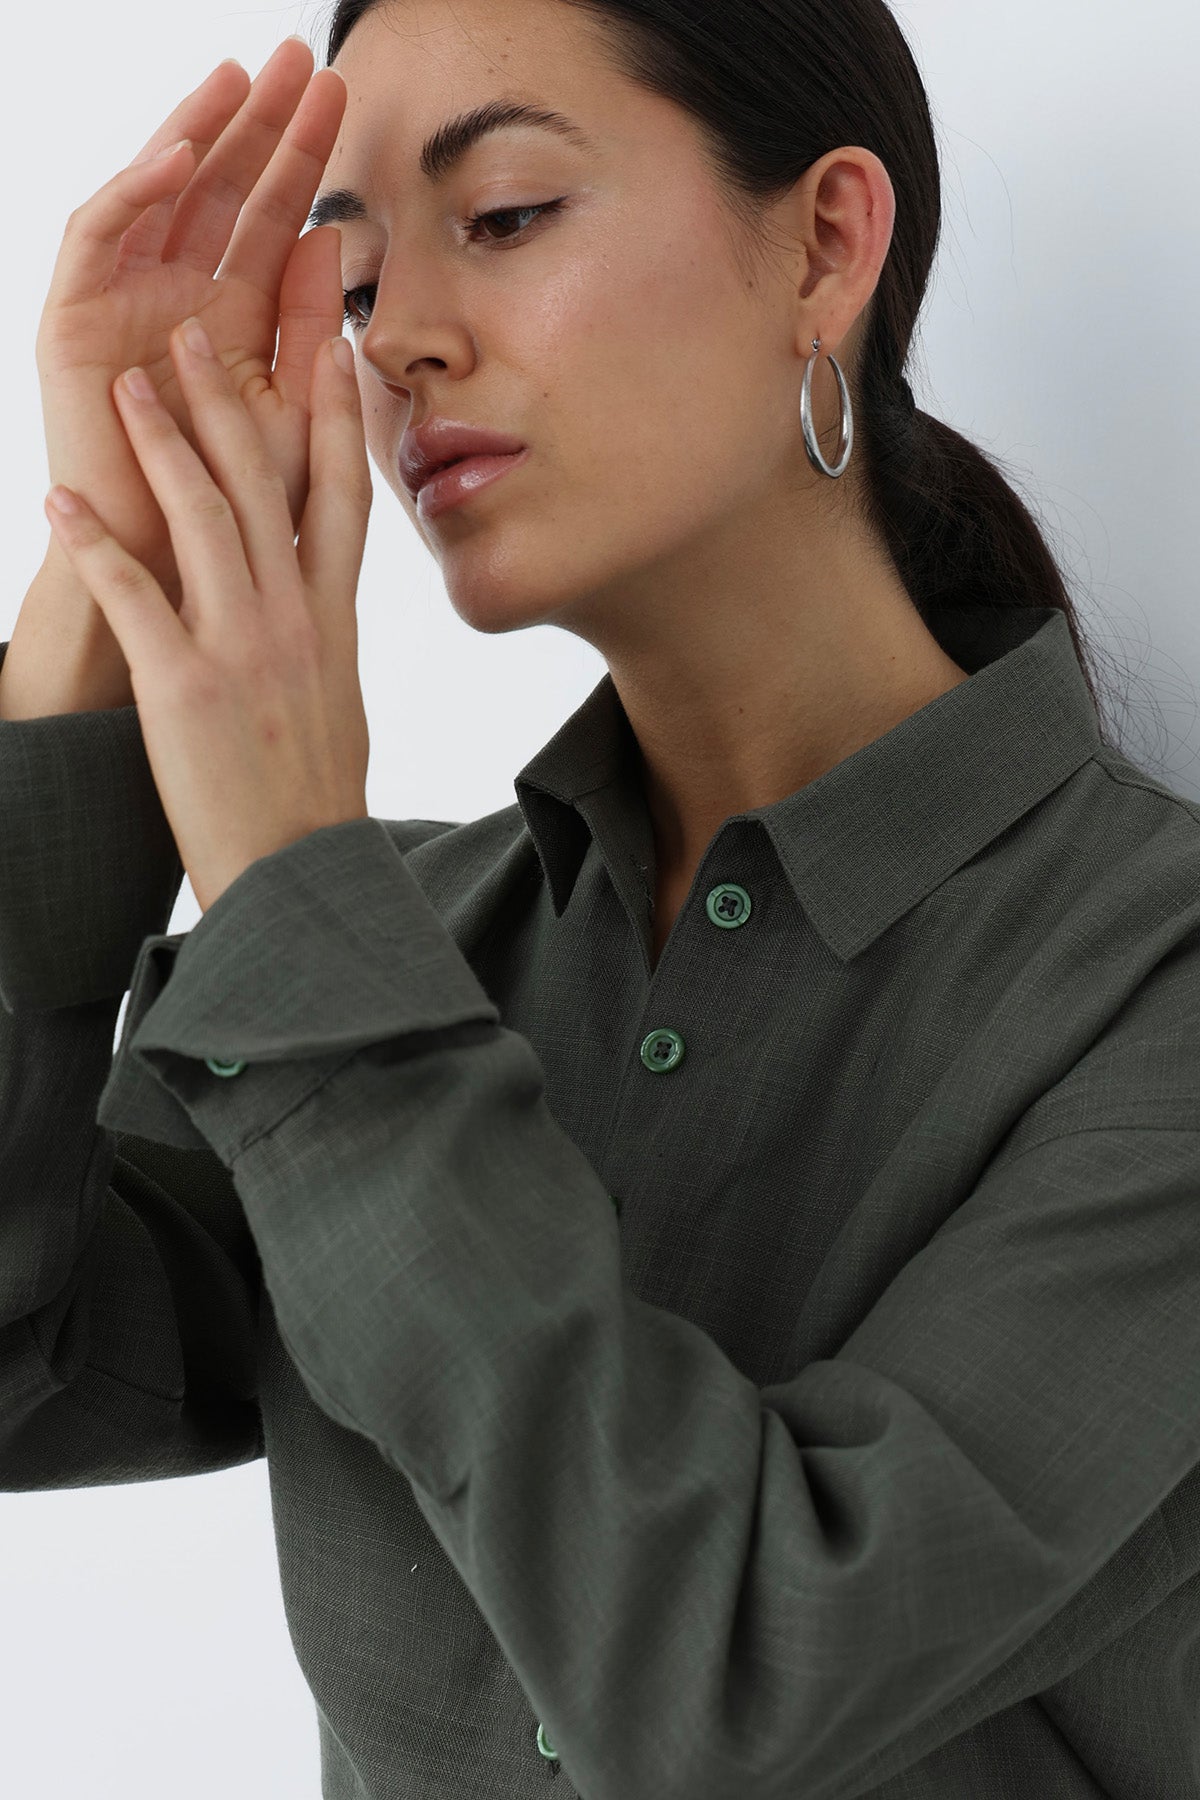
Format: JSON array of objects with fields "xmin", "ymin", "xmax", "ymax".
[{"xmin": 605, "ymin": 543, "xmax": 969, "ymax": 882}]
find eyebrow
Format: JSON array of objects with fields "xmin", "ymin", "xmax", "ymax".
[{"xmin": 307, "ymin": 98, "xmax": 598, "ymax": 233}]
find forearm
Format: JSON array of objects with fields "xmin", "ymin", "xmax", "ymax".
[{"xmin": 0, "ymin": 544, "xmax": 136, "ymax": 721}]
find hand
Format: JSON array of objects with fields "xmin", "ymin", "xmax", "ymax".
[
  {"xmin": 35, "ymin": 39, "xmax": 347, "ymax": 692},
  {"xmin": 43, "ymin": 315, "xmax": 373, "ymax": 916}
]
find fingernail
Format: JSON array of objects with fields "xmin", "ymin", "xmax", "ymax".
[
  {"xmin": 121, "ymin": 366, "xmax": 158, "ymax": 403},
  {"xmin": 180, "ymin": 316, "xmax": 214, "ymax": 358},
  {"xmin": 154, "ymin": 138, "xmax": 190, "ymax": 162}
]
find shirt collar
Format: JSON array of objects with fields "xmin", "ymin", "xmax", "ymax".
[{"xmin": 513, "ymin": 601, "xmax": 1103, "ymax": 963}]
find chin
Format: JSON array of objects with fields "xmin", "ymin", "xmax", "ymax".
[{"xmin": 442, "ymin": 571, "xmax": 562, "ymax": 638}]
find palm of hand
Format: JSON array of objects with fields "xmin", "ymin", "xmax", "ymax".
[{"xmin": 93, "ymin": 239, "xmax": 336, "ymax": 541}]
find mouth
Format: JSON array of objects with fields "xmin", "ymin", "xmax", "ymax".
[
  {"xmin": 422, "ymin": 457, "xmax": 465, "ymax": 484},
  {"xmin": 415, "ymin": 447, "xmax": 532, "ymax": 520}
]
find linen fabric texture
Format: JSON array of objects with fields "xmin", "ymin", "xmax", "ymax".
[{"xmin": 1, "ymin": 597, "xmax": 1199, "ymax": 1799}]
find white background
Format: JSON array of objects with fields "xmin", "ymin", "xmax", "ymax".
[{"xmin": 2, "ymin": 2, "xmax": 1198, "ymax": 1795}]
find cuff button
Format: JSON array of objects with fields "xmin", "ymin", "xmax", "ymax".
[{"xmin": 205, "ymin": 1057, "xmax": 247, "ymax": 1078}]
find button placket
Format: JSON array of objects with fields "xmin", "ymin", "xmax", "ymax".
[{"xmin": 642, "ymin": 882, "xmax": 752, "ymax": 1071}]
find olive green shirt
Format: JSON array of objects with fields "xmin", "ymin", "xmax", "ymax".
[{"xmin": 2, "ymin": 598, "xmax": 1199, "ymax": 1800}]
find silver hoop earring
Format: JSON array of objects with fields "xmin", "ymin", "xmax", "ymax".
[{"xmin": 801, "ymin": 336, "xmax": 854, "ymax": 479}]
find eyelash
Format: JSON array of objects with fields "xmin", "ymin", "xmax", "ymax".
[{"xmin": 341, "ymin": 198, "xmax": 568, "ymax": 332}]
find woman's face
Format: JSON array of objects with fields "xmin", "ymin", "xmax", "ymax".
[{"xmin": 323, "ymin": 0, "xmax": 812, "ymax": 645}]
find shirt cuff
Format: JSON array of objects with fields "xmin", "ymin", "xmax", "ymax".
[{"xmin": 95, "ymin": 815, "xmax": 502, "ymax": 1166}]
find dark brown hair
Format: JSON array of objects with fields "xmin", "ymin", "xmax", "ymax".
[{"xmin": 320, "ymin": 0, "xmax": 1142, "ymax": 755}]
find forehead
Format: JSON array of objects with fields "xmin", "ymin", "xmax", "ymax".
[{"xmin": 332, "ymin": 0, "xmax": 601, "ymax": 85}]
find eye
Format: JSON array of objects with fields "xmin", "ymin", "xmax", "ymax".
[
  {"xmin": 463, "ymin": 198, "xmax": 567, "ymax": 244},
  {"xmin": 341, "ymin": 198, "xmax": 568, "ymax": 332},
  {"xmin": 342, "ymin": 285, "xmax": 377, "ymax": 332}
]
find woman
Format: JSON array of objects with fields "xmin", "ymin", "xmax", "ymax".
[{"xmin": 2, "ymin": 4, "xmax": 1198, "ymax": 1798}]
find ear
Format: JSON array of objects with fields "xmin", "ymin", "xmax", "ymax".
[{"xmin": 795, "ymin": 147, "xmax": 897, "ymax": 350}]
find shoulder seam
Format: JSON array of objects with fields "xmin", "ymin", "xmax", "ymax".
[{"xmin": 1091, "ymin": 752, "xmax": 1200, "ymax": 829}]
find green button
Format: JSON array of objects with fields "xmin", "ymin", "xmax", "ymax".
[
  {"xmin": 536, "ymin": 1722, "xmax": 559, "ymax": 1761},
  {"xmin": 205, "ymin": 1057, "xmax": 247, "ymax": 1078},
  {"xmin": 640, "ymin": 1028, "xmax": 686, "ymax": 1073},
  {"xmin": 706, "ymin": 882, "xmax": 753, "ymax": 928}
]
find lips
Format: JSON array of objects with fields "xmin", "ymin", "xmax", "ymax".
[
  {"xmin": 399, "ymin": 421, "xmax": 528, "ymax": 499},
  {"xmin": 415, "ymin": 448, "xmax": 531, "ymax": 521}
]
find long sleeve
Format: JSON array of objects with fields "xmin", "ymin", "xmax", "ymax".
[
  {"xmin": 0, "ymin": 641, "xmax": 183, "ymax": 1014},
  {"xmin": 92, "ymin": 812, "xmax": 1200, "ymax": 1799},
  {"xmin": 0, "ymin": 639, "xmax": 262, "ymax": 1490}
]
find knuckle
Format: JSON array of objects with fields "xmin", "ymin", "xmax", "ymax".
[
  {"xmin": 190, "ymin": 492, "xmax": 234, "ymax": 528},
  {"xmin": 319, "ymin": 465, "xmax": 373, "ymax": 513},
  {"xmin": 66, "ymin": 189, "xmax": 105, "ymax": 237},
  {"xmin": 107, "ymin": 558, "xmax": 154, "ymax": 600},
  {"xmin": 248, "ymin": 189, "xmax": 298, "ymax": 237},
  {"xmin": 241, "ymin": 458, "xmax": 283, "ymax": 493},
  {"xmin": 199, "ymin": 167, "xmax": 247, "ymax": 219}
]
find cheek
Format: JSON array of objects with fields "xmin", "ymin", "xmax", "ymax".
[
  {"xmin": 565, "ymin": 210, "xmax": 750, "ymax": 426},
  {"xmin": 619, "ymin": 193, "xmax": 749, "ymax": 350},
  {"xmin": 524, "ymin": 191, "xmax": 743, "ymax": 384},
  {"xmin": 361, "ymin": 398, "xmax": 391, "ymax": 477},
  {"xmin": 542, "ymin": 248, "xmax": 755, "ymax": 500}
]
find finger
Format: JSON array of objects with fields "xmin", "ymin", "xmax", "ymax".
[
  {"xmin": 112, "ymin": 341, "xmax": 266, "ymax": 630},
  {"xmin": 208, "ymin": 65, "xmax": 348, "ymax": 304},
  {"xmin": 43, "ymin": 484, "xmax": 187, "ymax": 691},
  {"xmin": 158, "ymin": 40, "xmax": 331, "ymax": 281},
  {"xmin": 125, "ymin": 42, "xmax": 313, "ymax": 269},
  {"xmin": 43, "ymin": 140, "xmax": 199, "ymax": 313},
  {"xmin": 297, "ymin": 339, "xmax": 373, "ymax": 612},
  {"xmin": 128, "ymin": 57, "xmax": 251, "ymax": 167},
  {"xmin": 117, "ymin": 60, "xmax": 254, "ymax": 273},
  {"xmin": 270, "ymin": 226, "xmax": 347, "ymax": 413},
  {"xmin": 162, "ymin": 319, "xmax": 300, "ymax": 597}
]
